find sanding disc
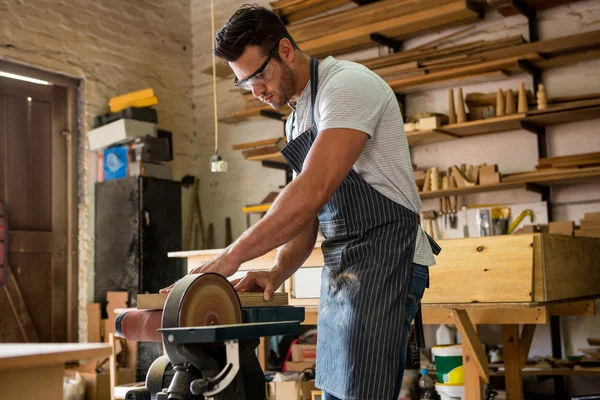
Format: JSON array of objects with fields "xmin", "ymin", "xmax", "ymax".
[
  {"xmin": 162, "ymin": 273, "xmax": 242, "ymax": 365},
  {"xmin": 178, "ymin": 273, "xmax": 242, "ymax": 327}
]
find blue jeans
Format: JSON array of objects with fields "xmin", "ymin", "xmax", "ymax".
[{"xmin": 322, "ymin": 263, "xmax": 429, "ymax": 400}]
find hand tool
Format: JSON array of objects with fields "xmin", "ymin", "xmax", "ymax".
[
  {"xmin": 508, "ymin": 209, "xmax": 535, "ymax": 234},
  {"xmin": 422, "ymin": 210, "xmax": 439, "ymax": 239},
  {"xmin": 116, "ymin": 273, "xmax": 304, "ymax": 399},
  {"xmin": 451, "ymin": 196, "xmax": 458, "ymax": 229},
  {"xmin": 440, "ymin": 198, "xmax": 445, "ymax": 229},
  {"xmin": 445, "ymin": 197, "xmax": 452, "ymax": 229}
]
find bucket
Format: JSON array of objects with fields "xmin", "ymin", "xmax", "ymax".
[
  {"xmin": 435, "ymin": 383, "xmax": 464, "ymax": 400},
  {"xmin": 431, "ymin": 345, "xmax": 463, "ymax": 385}
]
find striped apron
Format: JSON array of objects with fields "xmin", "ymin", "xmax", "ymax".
[{"xmin": 281, "ymin": 58, "xmax": 440, "ymax": 400}]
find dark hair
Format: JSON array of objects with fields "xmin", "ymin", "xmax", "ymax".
[{"xmin": 213, "ymin": 4, "xmax": 299, "ymax": 62}]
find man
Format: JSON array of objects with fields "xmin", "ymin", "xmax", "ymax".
[{"xmin": 163, "ymin": 4, "xmax": 439, "ymax": 399}]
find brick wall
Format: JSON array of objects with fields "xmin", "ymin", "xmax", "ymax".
[
  {"xmin": 191, "ymin": 0, "xmax": 286, "ymax": 249},
  {"xmin": 1, "ymin": 0, "xmax": 193, "ymax": 340}
]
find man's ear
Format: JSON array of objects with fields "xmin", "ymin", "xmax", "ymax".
[{"xmin": 280, "ymin": 38, "xmax": 295, "ymax": 63}]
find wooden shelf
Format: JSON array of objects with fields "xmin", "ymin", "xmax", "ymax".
[
  {"xmin": 407, "ymin": 129, "xmax": 457, "ymax": 146},
  {"xmin": 246, "ymin": 152, "xmax": 287, "ymax": 164},
  {"xmin": 490, "ymin": 367, "xmax": 600, "ymax": 377},
  {"xmin": 420, "ymin": 166, "xmax": 600, "ymax": 200},
  {"xmin": 420, "ymin": 181, "xmax": 527, "ymax": 199},
  {"xmin": 440, "ymin": 114, "xmax": 525, "ymax": 137},
  {"xmin": 410, "ymin": 100, "xmax": 600, "ymax": 146}
]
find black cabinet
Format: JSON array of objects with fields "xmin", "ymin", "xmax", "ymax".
[{"xmin": 94, "ymin": 177, "xmax": 184, "ymax": 313}]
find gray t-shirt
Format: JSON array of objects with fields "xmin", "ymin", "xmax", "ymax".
[{"xmin": 286, "ymin": 56, "xmax": 435, "ymax": 266}]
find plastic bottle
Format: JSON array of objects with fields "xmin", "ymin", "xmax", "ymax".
[{"xmin": 418, "ymin": 368, "xmax": 435, "ymax": 399}]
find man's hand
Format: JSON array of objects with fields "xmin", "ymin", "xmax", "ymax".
[
  {"xmin": 231, "ymin": 270, "xmax": 285, "ymax": 301},
  {"xmin": 159, "ymin": 252, "xmax": 241, "ymax": 293}
]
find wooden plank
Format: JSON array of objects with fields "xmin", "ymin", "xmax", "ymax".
[
  {"xmin": 3, "ymin": 272, "xmax": 39, "ymax": 342},
  {"xmin": 0, "ymin": 343, "xmax": 112, "ymax": 370},
  {"xmin": 532, "ymin": 233, "xmax": 544, "ymax": 302},
  {"xmin": 181, "ymin": 245, "xmax": 325, "ymax": 272},
  {"xmin": 387, "ymin": 53, "xmax": 542, "ymax": 90},
  {"xmin": 247, "ymin": 152, "xmax": 287, "ymax": 163},
  {"xmin": 528, "ymin": 98, "xmax": 600, "ymax": 117},
  {"xmin": 541, "ymin": 234, "xmax": 600, "ymax": 301},
  {"xmin": 279, "ymin": 0, "xmax": 350, "ymax": 19},
  {"xmin": 452, "ymin": 309, "xmax": 489, "ymax": 382},
  {"xmin": 136, "ymin": 292, "xmax": 289, "ymax": 310},
  {"xmin": 289, "ymin": 0, "xmax": 440, "ymax": 43},
  {"xmin": 548, "ymin": 221, "xmax": 574, "ymax": 236},
  {"xmin": 86, "ymin": 303, "xmax": 102, "ymax": 342},
  {"xmin": 242, "ymin": 145, "xmax": 283, "ymax": 159},
  {"xmin": 502, "ymin": 325, "xmax": 524, "ymax": 400},
  {"xmin": 407, "ymin": 129, "xmax": 457, "ymax": 147},
  {"xmin": 271, "ymin": 0, "xmax": 306, "ymax": 11},
  {"xmin": 295, "ymin": 1, "xmax": 481, "ymax": 57},
  {"xmin": 285, "ymin": 0, "xmax": 351, "ymax": 23},
  {"xmin": 109, "ymin": 333, "xmax": 117, "ymax": 400},
  {"xmin": 463, "ymin": 324, "xmax": 484, "ymax": 400},
  {"xmin": 422, "ymin": 306, "xmax": 547, "ymax": 325},
  {"xmin": 547, "ymin": 300, "xmax": 595, "ymax": 317},
  {"xmin": 104, "ymin": 292, "xmax": 128, "ymax": 343},
  {"xmin": 520, "ymin": 324, "xmax": 536, "ymax": 366},
  {"xmin": 422, "ymin": 235, "xmax": 534, "ymax": 304},
  {"xmin": 440, "ymin": 113, "xmax": 525, "ymax": 137},
  {"xmin": 232, "ymin": 138, "xmax": 285, "ymax": 151},
  {"xmin": 393, "ymin": 70, "xmax": 510, "ymax": 94},
  {"xmin": 409, "ymin": 25, "xmax": 476, "ymax": 52},
  {"xmin": 474, "ymin": 30, "xmax": 600, "ymax": 63},
  {"xmin": 538, "ymin": 152, "xmax": 600, "ymax": 169},
  {"xmin": 419, "ymin": 181, "xmax": 526, "ymax": 200}
]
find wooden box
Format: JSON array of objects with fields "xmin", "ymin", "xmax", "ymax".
[
  {"xmin": 422, "ymin": 233, "xmax": 600, "ymax": 304},
  {"xmin": 291, "ymin": 344, "xmax": 317, "ymax": 362},
  {"xmin": 266, "ymin": 380, "xmax": 316, "ymax": 400}
]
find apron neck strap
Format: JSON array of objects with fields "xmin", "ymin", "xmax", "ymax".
[{"xmin": 310, "ymin": 57, "xmax": 319, "ymax": 125}]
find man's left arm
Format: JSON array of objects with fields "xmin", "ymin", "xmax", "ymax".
[{"xmin": 203, "ymin": 128, "xmax": 368, "ymax": 277}]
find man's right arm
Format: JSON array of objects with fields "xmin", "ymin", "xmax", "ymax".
[{"xmin": 271, "ymin": 216, "xmax": 319, "ymax": 284}]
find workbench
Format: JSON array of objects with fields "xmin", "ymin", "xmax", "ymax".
[
  {"xmin": 0, "ymin": 343, "xmax": 112, "ymax": 400},
  {"xmin": 169, "ymin": 233, "xmax": 600, "ymax": 400}
]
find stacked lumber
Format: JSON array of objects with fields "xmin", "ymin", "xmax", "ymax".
[
  {"xmin": 380, "ymin": 30, "xmax": 600, "ymax": 92},
  {"xmin": 537, "ymin": 152, "xmax": 600, "ymax": 170},
  {"xmin": 271, "ymin": 0, "xmax": 354, "ymax": 24},
  {"xmin": 487, "ymin": 0, "xmax": 582, "ymax": 16},
  {"xmin": 286, "ymin": 0, "xmax": 482, "ymax": 57},
  {"xmin": 576, "ymin": 213, "xmax": 600, "ymax": 238},
  {"xmin": 232, "ymin": 137, "xmax": 287, "ymax": 161}
]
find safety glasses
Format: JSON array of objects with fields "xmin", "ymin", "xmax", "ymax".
[{"xmin": 233, "ymin": 40, "xmax": 281, "ymax": 91}]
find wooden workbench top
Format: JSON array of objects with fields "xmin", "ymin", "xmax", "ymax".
[
  {"xmin": 0, "ymin": 343, "xmax": 112, "ymax": 370},
  {"xmin": 168, "ymin": 242, "xmax": 323, "ymax": 258}
]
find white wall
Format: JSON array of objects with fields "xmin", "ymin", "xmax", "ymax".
[{"xmin": 193, "ymin": 0, "xmax": 600, "ymax": 359}]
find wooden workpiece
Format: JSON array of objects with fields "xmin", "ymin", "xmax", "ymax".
[
  {"xmin": 137, "ymin": 291, "xmax": 289, "ymax": 310},
  {"xmin": 0, "ymin": 343, "xmax": 112, "ymax": 400}
]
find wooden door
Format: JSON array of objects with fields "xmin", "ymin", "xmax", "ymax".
[{"xmin": 0, "ymin": 74, "xmax": 70, "ymax": 342}]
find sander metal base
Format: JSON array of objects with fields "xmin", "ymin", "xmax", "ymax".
[{"xmin": 116, "ymin": 273, "xmax": 305, "ymax": 400}]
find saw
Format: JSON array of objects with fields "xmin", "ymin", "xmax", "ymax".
[{"xmin": 116, "ymin": 273, "xmax": 304, "ymax": 400}]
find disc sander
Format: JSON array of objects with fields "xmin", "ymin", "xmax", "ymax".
[
  {"xmin": 178, "ymin": 273, "xmax": 243, "ymax": 328},
  {"xmin": 162, "ymin": 273, "xmax": 242, "ymax": 363}
]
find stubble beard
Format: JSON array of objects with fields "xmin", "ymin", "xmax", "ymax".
[{"xmin": 270, "ymin": 61, "xmax": 296, "ymax": 110}]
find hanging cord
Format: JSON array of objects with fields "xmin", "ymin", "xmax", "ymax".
[{"xmin": 210, "ymin": 0, "xmax": 219, "ymax": 154}]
